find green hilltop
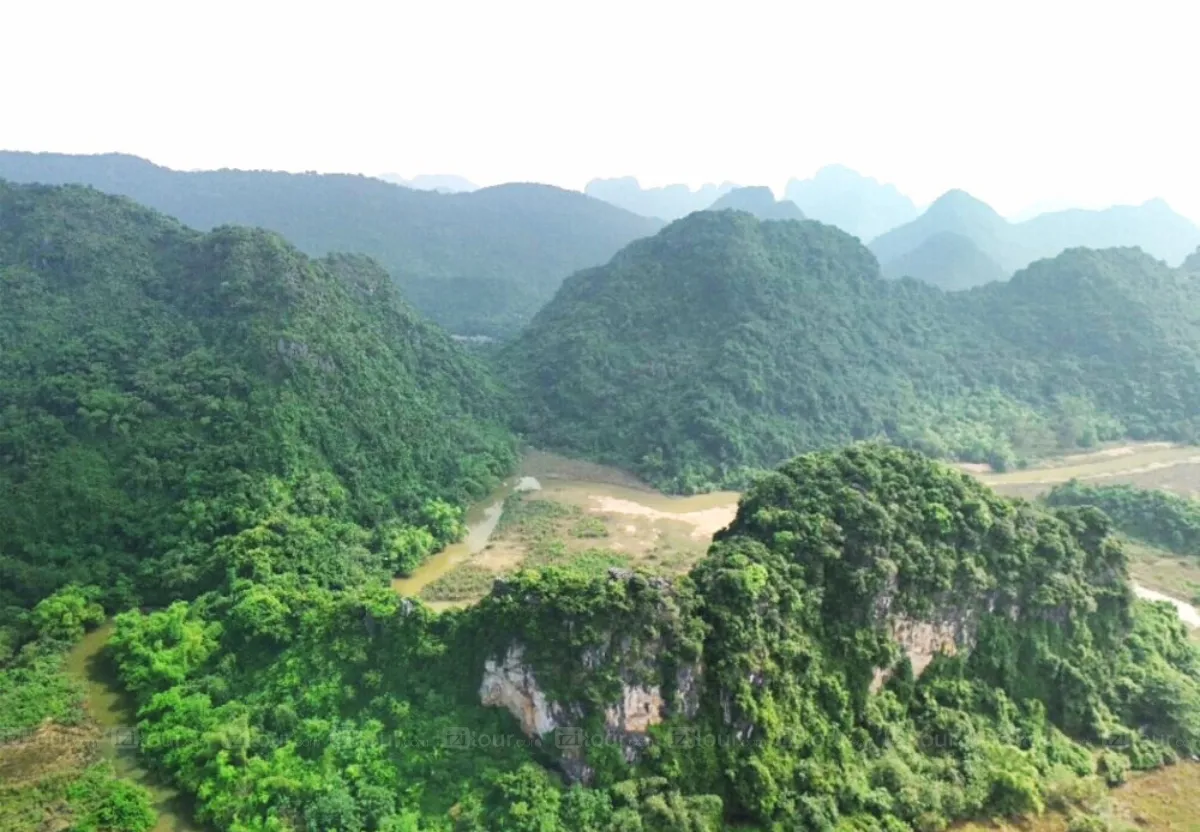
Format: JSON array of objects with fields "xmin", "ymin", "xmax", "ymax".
[
  {"xmin": 504, "ymin": 211, "xmax": 1200, "ymax": 491},
  {"xmin": 0, "ymin": 180, "xmax": 515, "ymax": 614}
]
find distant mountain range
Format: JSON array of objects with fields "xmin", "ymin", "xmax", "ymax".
[
  {"xmin": 377, "ymin": 173, "xmax": 478, "ymax": 193},
  {"xmin": 706, "ymin": 186, "xmax": 805, "ymax": 220},
  {"xmin": 584, "ymin": 177, "xmax": 739, "ymax": 221},
  {"xmin": 871, "ymin": 190, "xmax": 1200, "ymax": 289},
  {"xmin": 587, "ymin": 166, "xmax": 919, "ymax": 239},
  {"xmin": 0, "ymin": 152, "xmax": 661, "ymax": 337},
  {"xmin": 784, "ymin": 165, "xmax": 919, "ymax": 240}
]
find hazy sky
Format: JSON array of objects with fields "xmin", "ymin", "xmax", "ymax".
[{"xmin": 5, "ymin": 0, "xmax": 1198, "ymax": 220}]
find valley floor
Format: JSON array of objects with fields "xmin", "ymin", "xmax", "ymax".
[
  {"xmin": 403, "ymin": 445, "xmax": 1200, "ymax": 623},
  {"xmin": 955, "ymin": 761, "xmax": 1200, "ymax": 831}
]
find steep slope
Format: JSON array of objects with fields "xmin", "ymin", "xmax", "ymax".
[
  {"xmin": 705, "ymin": 186, "xmax": 805, "ymax": 220},
  {"xmin": 785, "ymin": 164, "xmax": 919, "ymax": 239},
  {"xmin": 0, "ymin": 180, "xmax": 515, "ymax": 613},
  {"xmin": 585, "ymin": 176, "xmax": 738, "ymax": 220},
  {"xmin": 505, "ymin": 213, "xmax": 1200, "ymax": 490},
  {"xmin": 0, "ymin": 152, "xmax": 663, "ymax": 336},
  {"xmin": 879, "ymin": 230, "xmax": 1008, "ymax": 289}
]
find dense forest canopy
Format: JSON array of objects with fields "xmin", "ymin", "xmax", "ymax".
[
  {"xmin": 871, "ymin": 190, "xmax": 1200, "ymax": 289},
  {"xmin": 0, "ymin": 180, "xmax": 516, "ymax": 618},
  {"xmin": 0, "ymin": 152, "xmax": 663, "ymax": 337},
  {"xmin": 97, "ymin": 445, "xmax": 1200, "ymax": 831},
  {"xmin": 1046, "ymin": 481, "xmax": 1200, "ymax": 556},
  {"xmin": 504, "ymin": 210, "xmax": 1200, "ymax": 491}
]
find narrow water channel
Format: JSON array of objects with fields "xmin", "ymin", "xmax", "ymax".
[{"xmin": 64, "ymin": 622, "xmax": 202, "ymax": 832}]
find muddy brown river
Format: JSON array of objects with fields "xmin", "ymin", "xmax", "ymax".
[{"xmin": 64, "ymin": 622, "xmax": 202, "ymax": 831}]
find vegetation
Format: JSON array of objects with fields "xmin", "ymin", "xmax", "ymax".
[
  {"xmin": 5, "ymin": 177, "xmax": 1200, "ymax": 832},
  {"xmin": 1, "ymin": 763, "xmax": 157, "ymax": 832},
  {"xmin": 0, "ymin": 153, "xmax": 663, "ymax": 336},
  {"xmin": 0, "ymin": 586, "xmax": 157, "ymax": 831},
  {"xmin": 0, "ymin": 587, "xmax": 102, "ymax": 740},
  {"xmin": 0, "ymin": 180, "xmax": 515, "ymax": 620},
  {"xmin": 1046, "ymin": 481, "xmax": 1200, "ymax": 556},
  {"xmin": 504, "ymin": 210, "xmax": 1200, "ymax": 491},
  {"xmin": 92, "ymin": 446, "xmax": 1200, "ymax": 831}
]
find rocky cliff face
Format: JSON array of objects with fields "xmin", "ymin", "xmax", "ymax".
[
  {"xmin": 479, "ymin": 645, "xmax": 564, "ymax": 737},
  {"xmin": 472, "ymin": 569, "xmax": 705, "ymax": 780}
]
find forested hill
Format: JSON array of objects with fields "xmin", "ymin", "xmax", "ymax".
[
  {"xmin": 0, "ymin": 152, "xmax": 663, "ymax": 337},
  {"xmin": 0, "ymin": 180, "xmax": 515, "ymax": 615},
  {"xmin": 503, "ymin": 211, "xmax": 1200, "ymax": 491}
]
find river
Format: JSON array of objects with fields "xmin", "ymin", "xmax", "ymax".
[
  {"xmin": 392, "ymin": 459, "xmax": 1200, "ymax": 629},
  {"xmin": 63, "ymin": 622, "xmax": 202, "ymax": 832}
]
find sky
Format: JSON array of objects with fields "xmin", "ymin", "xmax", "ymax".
[{"xmin": 4, "ymin": 0, "xmax": 1199, "ymax": 221}]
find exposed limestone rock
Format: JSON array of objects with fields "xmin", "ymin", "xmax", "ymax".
[
  {"xmin": 604, "ymin": 684, "xmax": 665, "ymax": 734},
  {"xmin": 675, "ymin": 663, "xmax": 702, "ymax": 719},
  {"xmin": 479, "ymin": 645, "xmax": 559, "ymax": 737},
  {"xmin": 871, "ymin": 609, "xmax": 979, "ymax": 692}
]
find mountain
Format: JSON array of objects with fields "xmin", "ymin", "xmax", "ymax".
[
  {"xmin": 705, "ymin": 186, "xmax": 805, "ymax": 220},
  {"xmin": 504, "ymin": 211, "xmax": 1200, "ymax": 490},
  {"xmin": 585, "ymin": 176, "xmax": 738, "ymax": 220},
  {"xmin": 1021, "ymin": 198, "xmax": 1200, "ymax": 265},
  {"xmin": 376, "ymin": 173, "xmax": 478, "ymax": 192},
  {"xmin": 880, "ymin": 230, "xmax": 1008, "ymax": 289},
  {"xmin": 0, "ymin": 152, "xmax": 662, "ymax": 337},
  {"xmin": 870, "ymin": 189, "xmax": 1029, "ymax": 282},
  {"xmin": 872, "ymin": 190, "xmax": 1200, "ymax": 290},
  {"xmin": 0, "ymin": 180, "xmax": 516, "ymax": 613},
  {"xmin": 784, "ymin": 164, "xmax": 919, "ymax": 240}
]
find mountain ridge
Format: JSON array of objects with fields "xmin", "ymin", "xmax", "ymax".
[
  {"xmin": 873, "ymin": 189, "xmax": 1200, "ymax": 288},
  {"xmin": 0, "ymin": 151, "xmax": 663, "ymax": 337},
  {"xmin": 505, "ymin": 211, "xmax": 1200, "ymax": 490}
]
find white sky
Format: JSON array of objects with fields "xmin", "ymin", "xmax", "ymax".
[{"xmin": 4, "ymin": 0, "xmax": 1198, "ymax": 220}]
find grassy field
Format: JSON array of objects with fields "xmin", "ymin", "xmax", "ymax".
[
  {"xmin": 973, "ymin": 443, "xmax": 1200, "ymax": 501},
  {"xmin": 419, "ymin": 483, "xmax": 726, "ymax": 603},
  {"xmin": 960, "ymin": 442, "xmax": 1200, "ymax": 621},
  {"xmin": 1125, "ymin": 540, "xmax": 1200, "ymax": 607},
  {"xmin": 954, "ymin": 761, "xmax": 1200, "ymax": 831}
]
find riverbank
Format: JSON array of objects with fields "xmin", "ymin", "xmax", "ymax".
[
  {"xmin": 392, "ymin": 450, "xmax": 1200, "ymax": 629},
  {"xmin": 62, "ymin": 623, "xmax": 201, "ymax": 832}
]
